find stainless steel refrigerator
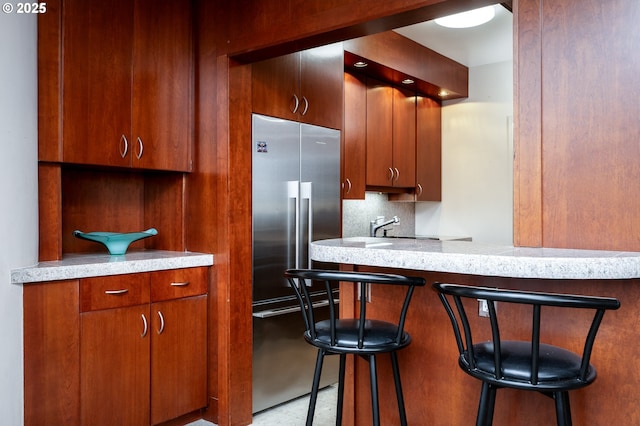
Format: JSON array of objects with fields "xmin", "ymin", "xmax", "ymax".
[{"xmin": 251, "ymin": 113, "xmax": 341, "ymax": 413}]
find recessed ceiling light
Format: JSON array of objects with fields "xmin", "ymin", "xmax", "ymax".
[
  {"xmin": 438, "ymin": 90, "xmax": 449, "ymax": 97},
  {"xmin": 435, "ymin": 5, "xmax": 495, "ymax": 29},
  {"xmin": 401, "ymin": 79, "xmax": 414, "ymax": 85},
  {"xmin": 353, "ymin": 61, "xmax": 368, "ymax": 68}
]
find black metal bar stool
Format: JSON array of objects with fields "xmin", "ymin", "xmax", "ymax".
[
  {"xmin": 284, "ymin": 269, "xmax": 426, "ymax": 426},
  {"xmin": 433, "ymin": 282, "xmax": 620, "ymax": 426}
]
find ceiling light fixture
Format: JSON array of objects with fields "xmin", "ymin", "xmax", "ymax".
[
  {"xmin": 353, "ymin": 61, "xmax": 368, "ymax": 68},
  {"xmin": 434, "ymin": 5, "xmax": 495, "ymax": 29},
  {"xmin": 401, "ymin": 78, "xmax": 415, "ymax": 85}
]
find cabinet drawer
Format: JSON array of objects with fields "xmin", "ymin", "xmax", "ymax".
[
  {"xmin": 80, "ymin": 274, "xmax": 150, "ymax": 312},
  {"xmin": 151, "ymin": 267, "xmax": 208, "ymax": 302}
]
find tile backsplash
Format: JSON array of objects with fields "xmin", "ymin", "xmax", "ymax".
[{"xmin": 342, "ymin": 192, "xmax": 415, "ymax": 237}]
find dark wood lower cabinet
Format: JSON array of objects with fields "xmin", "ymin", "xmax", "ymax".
[
  {"xmin": 151, "ymin": 295, "xmax": 208, "ymax": 425},
  {"xmin": 81, "ymin": 305, "xmax": 151, "ymax": 426},
  {"xmin": 24, "ymin": 267, "xmax": 208, "ymax": 426}
]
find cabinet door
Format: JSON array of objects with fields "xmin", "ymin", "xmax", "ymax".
[
  {"xmin": 62, "ymin": 0, "xmax": 133, "ymax": 167},
  {"xmin": 416, "ymin": 96, "xmax": 442, "ymax": 201},
  {"xmin": 80, "ymin": 305, "xmax": 151, "ymax": 426},
  {"xmin": 392, "ymin": 86, "xmax": 417, "ymax": 188},
  {"xmin": 132, "ymin": 0, "xmax": 193, "ymax": 172},
  {"xmin": 343, "ymin": 72, "xmax": 366, "ymax": 199},
  {"xmin": 252, "ymin": 53, "xmax": 300, "ymax": 121},
  {"xmin": 24, "ymin": 280, "xmax": 80, "ymax": 426},
  {"xmin": 366, "ymin": 79, "xmax": 394, "ymax": 187},
  {"xmin": 299, "ymin": 43, "xmax": 344, "ymax": 129},
  {"xmin": 151, "ymin": 295, "xmax": 208, "ymax": 424}
]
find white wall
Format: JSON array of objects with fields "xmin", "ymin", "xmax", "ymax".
[
  {"xmin": 415, "ymin": 60, "xmax": 514, "ymax": 244},
  {"xmin": 0, "ymin": 10, "xmax": 38, "ymax": 425}
]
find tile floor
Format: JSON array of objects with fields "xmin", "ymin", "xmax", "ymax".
[{"xmin": 187, "ymin": 384, "xmax": 337, "ymax": 426}]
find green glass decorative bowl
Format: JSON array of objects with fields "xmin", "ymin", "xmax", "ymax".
[{"xmin": 73, "ymin": 228, "xmax": 158, "ymax": 255}]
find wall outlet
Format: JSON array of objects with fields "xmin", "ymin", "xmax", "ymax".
[{"xmin": 478, "ymin": 299, "xmax": 490, "ymax": 317}]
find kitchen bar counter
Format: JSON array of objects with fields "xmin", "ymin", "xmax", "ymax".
[
  {"xmin": 11, "ymin": 250, "xmax": 214, "ymax": 284},
  {"xmin": 310, "ymin": 237, "xmax": 640, "ymax": 279},
  {"xmin": 312, "ymin": 237, "xmax": 640, "ymax": 425}
]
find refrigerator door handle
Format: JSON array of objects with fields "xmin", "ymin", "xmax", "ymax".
[
  {"xmin": 252, "ymin": 298, "xmax": 338, "ymax": 319},
  {"xmin": 301, "ymin": 181, "xmax": 313, "ymax": 269},
  {"xmin": 288, "ymin": 180, "xmax": 300, "ymax": 270}
]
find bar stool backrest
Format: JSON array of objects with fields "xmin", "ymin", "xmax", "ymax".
[
  {"xmin": 285, "ymin": 269, "xmax": 426, "ymax": 352},
  {"xmin": 433, "ymin": 282, "xmax": 620, "ymax": 387}
]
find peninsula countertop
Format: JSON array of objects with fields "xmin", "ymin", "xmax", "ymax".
[
  {"xmin": 11, "ymin": 250, "xmax": 214, "ymax": 284},
  {"xmin": 310, "ymin": 237, "xmax": 640, "ymax": 280}
]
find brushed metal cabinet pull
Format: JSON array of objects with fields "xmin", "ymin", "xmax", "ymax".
[
  {"xmin": 136, "ymin": 137, "xmax": 144, "ymax": 159},
  {"xmin": 345, "ymin": 178, "xmax": 352, "ymax": 194},
  {"xmin": 388, "ymin": 167, "xmax": 394, "ymax": 181},
  {"xmin": 291, "ymin": 94, "xmax": 300, "ymax": 114},
  {"xmin": 157, "ymin": 311, "xmax": 165, "ymax": 335},
  {"xmin": 170, "ymin": 281, "xmax": 190, "ymax": 287},
  {"xmin": 120, "ymin": 134, "xmax": 128, "ymax": 158},
  {"xmin": 416, "ymin": 183, "xmax": 423, "ymax": 196},
  {"xmin": 300, "ymin": 96, "xmax": 309, "ymax": 115},
  {"xmin": 394, "ymin": 168, "xmax": 400, "ymax": 182},
  {"xmin": 141, "ymin": 314, "xmax": 148, "ymax": 338},
  {"xmin": 104, "ymin": 289, "xmax": 128, "ymax": 295}
]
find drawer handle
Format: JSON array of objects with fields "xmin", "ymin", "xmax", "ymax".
[
  {"xmin": 157, "ymin": 311, "xmax": 165, "ymax": 335},
  {"xmin": 170, "ymin": 281, "xmax": 190, "ymax": 287},
  {"xmin": 141, "ymin": 314, "xmax": 148, "ymax": 338},
  {"xmin": 105, "ymin": 289, "xmax": 129, "ymax": 295}
]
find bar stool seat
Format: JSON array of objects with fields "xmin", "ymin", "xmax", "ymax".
[
  {"xmin": 433, "ymin": 282, "xmax": 620, "ymax": 426},
  {"xmin": 470, "ymin": 341, "xmax": 594, "ymax": 387},
  {"xmin": 285, "ymin": 269, "xmax": 426, "ymax": 426}
]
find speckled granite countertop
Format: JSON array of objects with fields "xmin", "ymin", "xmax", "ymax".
[
  {"xmin": 11, "ymin": 250, "xmax": 214, "ymax": 284},
  {"xmin": 310, "ymin": 237, "xmax": 640, "ymax": 279}
]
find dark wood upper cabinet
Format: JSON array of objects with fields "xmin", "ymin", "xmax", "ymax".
[
  {"xmin": 252, "ymin": 43, "xmax": 343, "ymax": 130},
  {"xmin": 366, "ymin": 78, "xmax": 416, "ymax": 189},
  {"xmin": 62, "ymin": 0, "xmax": 133, "ymax": 168},
  {"xmin": 252, "ymin": 53, "xmax": 299, "ymax": 122},
  {"xmin": 299, "ymin": 44, "xmax": 344, "ymax": 129},
  {"xmin": 132, "ymin": 0, "xmax": 193, "ymax": 171},
  {"xmin": 392, "ymin": 85, "xmax": 417, "ymax": 188},
  {"xmin": 365, "ymin": 79, "xmax": 394, "ymax": 187},
  {"xmin": 343, "ymin": 72, "xmax": 367, "ymax": 199},
  {"xmin": 415, "ymin": 95, "xmax": 442, "ymax": 201},
  {"xmin": 62, "ymin": 0, "xmax": 193, "ymax": 172}
]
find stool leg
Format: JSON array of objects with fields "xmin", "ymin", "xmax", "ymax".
[
  {"xmin": 477, "ymin": 382, "xmax": 495, "ymax": 426},
  {"xmin": 369, "ymin": 355, "xmax": 380, "ymax": 426},
  {"xmin": 390, "ymin": 351, "xmax": 407, "ymax": 426},
  {"xmin": 486, "ymin": 384, "xmax": 496, "ymax": 426},
  {"xmin": 336, "ymin": 354, "xmax": 346, "ymax": 426},
  {"xmin": 554, "ymin": 391, "xmax": 572, "ymax": 426},
  {"xmin": 307, "ymin": 349, "xmax": 326, "ymax": 426}
]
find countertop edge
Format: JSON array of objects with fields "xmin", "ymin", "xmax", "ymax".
[
  {"xmin": 11, "ymin": 250, "xmax": 214, "ymax": 284},
  {"xmin": 310, "ymin": 238, "xmax": 640, "ymax": 280}
]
